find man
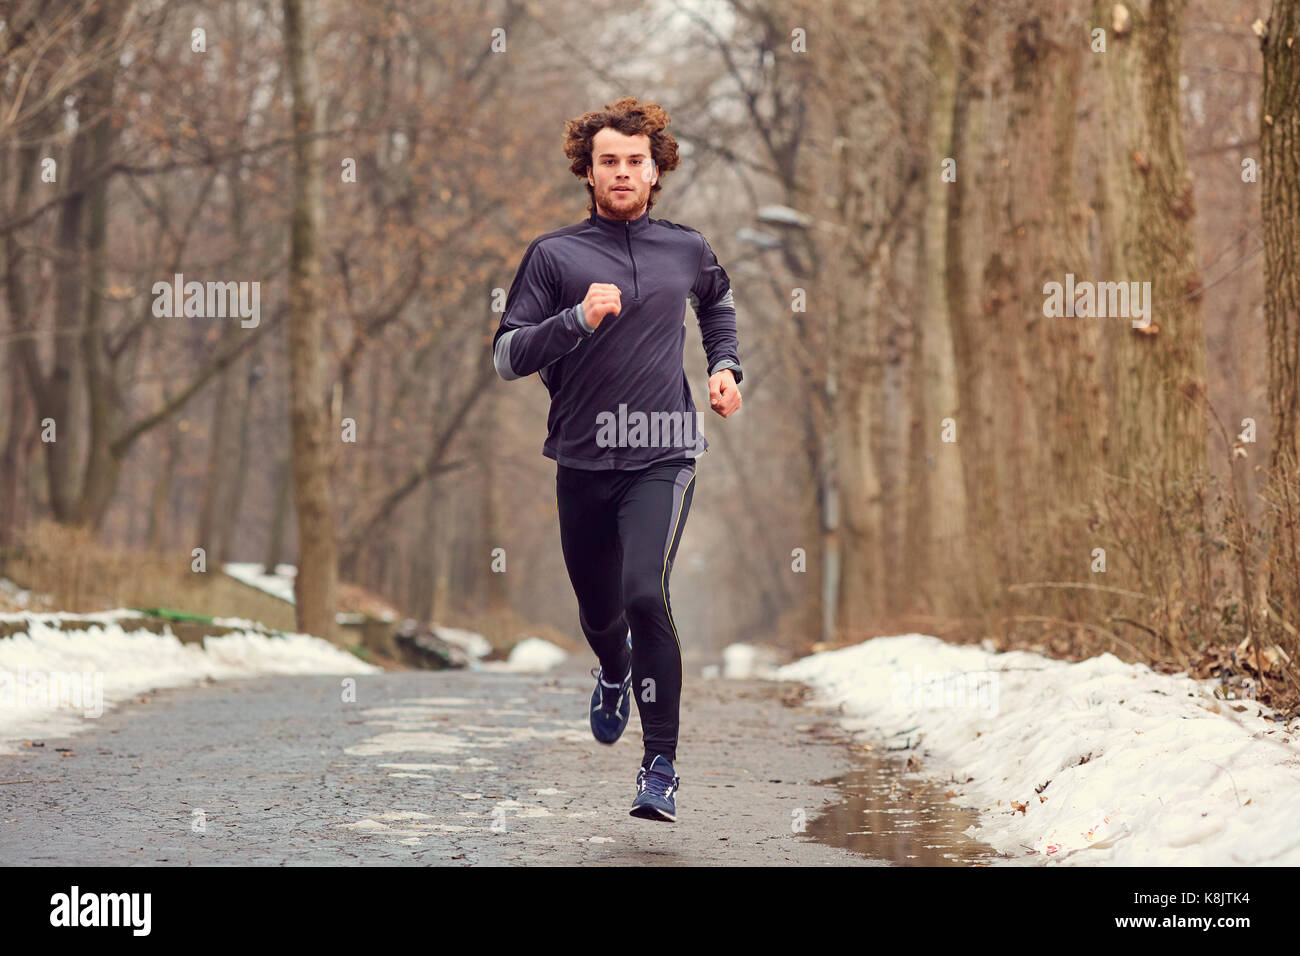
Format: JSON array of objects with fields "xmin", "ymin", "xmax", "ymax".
[{"xmin": 492, "ymin": 97, "xmax": 743, "ymax": 822}]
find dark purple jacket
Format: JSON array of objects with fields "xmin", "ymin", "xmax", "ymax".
[{"xmin": 492, "ymin": 206, "xmax": 744, "ymax": 470}]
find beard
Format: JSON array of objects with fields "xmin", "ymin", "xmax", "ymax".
[{"xmin": 601, "ymin": 183, "xmax": 645, "ymax": 216}]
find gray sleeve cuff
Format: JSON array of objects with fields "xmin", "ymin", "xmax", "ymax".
[
  {"xmin": 494, "ymin": 327, "xmax": 521, "ymax": 381},
  {"xmin": 709, "ymin": 359, "xmax": 743, "ymax": 384}
]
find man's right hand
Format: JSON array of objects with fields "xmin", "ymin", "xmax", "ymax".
[{"xmin": 581, "ymin": 283, "xmax": 622, "ymax": 330}]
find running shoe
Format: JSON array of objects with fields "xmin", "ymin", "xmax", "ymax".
[
  {"xmin": 589, "ymin": 632, "xmax": 633, "ymax": 744},
  {"xmin": 629, "ymin": 754, "xmax": 680, "ymax": 822}
]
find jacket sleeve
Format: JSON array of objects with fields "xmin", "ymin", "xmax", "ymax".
[
  {"xmin": 492, "ymin": 240, "xmax": 596, "ymax": 381},
  {"xmin": 688, "ymin": 234, "xmax": 744, "ymax": 385}
]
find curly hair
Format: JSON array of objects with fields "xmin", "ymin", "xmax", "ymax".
[{"xmin": 563, "ymin": 96, "xmax": 681, "ymax": 214}]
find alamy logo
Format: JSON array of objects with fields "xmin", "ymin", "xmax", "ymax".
[
  {"xmin": 152, "ymin": 272, "xmax": 260, "ymax": 328},
  {"xmin": 1042, "ymin": 273, "xmax": 1152, "ymax": 329},
  {"xmin": 0, "ymin": 666, "xmax": 103, "ymax": 717},
  {"xmin": 891, "ymin": 665, "xmax": 999, "ymax": 717},
  {"xmin": 49, "ymin": 886, "xmax": 151, "ymax": 936},
  {"xmin": 595, "ymin": 404, "xmax": 703, "ymax": 449}
]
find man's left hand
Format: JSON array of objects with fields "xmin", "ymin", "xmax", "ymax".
[{"xmin": 708, "ymin": 368, "xmax": 742, "ymax": 418}]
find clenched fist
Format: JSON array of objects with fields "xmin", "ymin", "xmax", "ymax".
[
  {"xmin": 709, "ymin": 368, "xmax": 741, "ymax": 418},
  {"xmin": 580, "ymin": 283, "xmax": 622, "ymax": 330}
]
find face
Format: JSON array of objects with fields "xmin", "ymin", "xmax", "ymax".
[{"xmin": 587, "ymin": 127, "xmax": 658, "ymax": 220}]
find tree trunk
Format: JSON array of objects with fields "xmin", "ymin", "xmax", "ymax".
[
  {"xmin": 43, "ymin": 110, "xmax": 86, "ymax": 523},
  {"xmin": 75, "ymin": 0, "xmax": 127, "ymax": 530},
  {"xmin": 906, "ymin": 15, "xmax": 970, "ymax": 616},
  {"xmin": 198, "ymin": 158, "xmax": 249, "ymax": 558},
  {"xmin": 283, "ymin": 0, "xmax": 339, "ymax": 641},
  {"xmin": 0, "ymin": 140, "xmax": 34, "ymax": 548},
  {"xmin": 264, "ymin": 455, "xmax": 293, "ymax": 573},
  {"xmin": 413, "ymin": 460, "xmax": 439, "ymax": 624},
  {"xmin": 1096, "ymin": 0, "xmax": 1207, "ymax": 478},
  {"xmin": 480, "ymin": 390, "xmax": 509, "ymax": 618},
  {"xmin": 221, "ymin": 361, "xmax": 260, "ymax": 563},
  {"xmin": 1261, "ymin": 0, "xmax": 1300, "ymax": 631},
  {"xmin": 945, "ymin": 1, "xmax": 1003, "ymax": 613},
  {"xmin": 146, "ymin": 424, "xmax": 180, "ymax": 553}
]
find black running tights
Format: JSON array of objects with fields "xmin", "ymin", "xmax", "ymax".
[{"xmin": 555, "ymin": 455, "xmax": 696, "ymax": 768}]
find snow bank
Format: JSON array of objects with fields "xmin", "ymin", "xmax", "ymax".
[
  {"xmin": 717, "ymin": 642, "xmax": 781, "ymax": 679},
  {"xmin": 0, "ymin": 577, "xmax": 36, "ymax": 609},
  {"xmin": 776, "ymin": 634, "xmax": 1300, "ymax": 866},
  {"xmin": 434, "ymin": 626, "xmax": 493, "ymax": 661},
  {"xmin": 478, "ymin": 636, "xmax": 567, "ymax": 673},
  {"xmin": 0, "ymin": 614, "xmax": 378, "ymax": 755},
  {"xmin": 222, "ymin": 562, "xmax": 297, "ymax": 604}
]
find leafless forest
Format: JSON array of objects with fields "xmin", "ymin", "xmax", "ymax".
[{"xmin": 2, "ymin": 0, "xmax": 1299, "ymax": 707}]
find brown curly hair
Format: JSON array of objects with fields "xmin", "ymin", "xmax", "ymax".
[{"xmin": 563, "ymin": 96, "xmax": 681, "ymax": 214}]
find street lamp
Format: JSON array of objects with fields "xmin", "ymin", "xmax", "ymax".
[{"xmin": 739, "ymin": 204, "xmax": 840, "ymax": 651}]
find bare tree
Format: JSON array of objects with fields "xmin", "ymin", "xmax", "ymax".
[
  {"xmin": 1260, "ymin": 0, "xmax": 1300, "ymax": 635},
  {"xmin": 282, "ymin": 0, "xmax": 339, "ymax": 640},
  {"xmin": 1095, "ymin": 0, "xmax": 1208, "ymax": 477}
]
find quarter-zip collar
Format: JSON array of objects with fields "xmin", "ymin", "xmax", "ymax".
[{"xmin": 589, "ymin": 205, "xmax": 651, "ymax": 235}]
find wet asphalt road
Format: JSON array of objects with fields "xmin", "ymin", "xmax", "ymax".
[{"xmin": 0, "ymin": 656, "xmax": 888, "ymax": 866}]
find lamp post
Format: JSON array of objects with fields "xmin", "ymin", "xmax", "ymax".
[{"xmin": 738, "ymin": 205, "xmax": 839, "ymax": 650}]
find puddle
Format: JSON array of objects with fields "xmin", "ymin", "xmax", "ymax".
[{"xmin": 802, "ymin": 734, "xmax": 1009, "ymax": 866}]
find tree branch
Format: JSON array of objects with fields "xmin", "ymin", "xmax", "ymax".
[{"xmin": 109, "ymin": 303, "xmax": 285, "ymax": 456}]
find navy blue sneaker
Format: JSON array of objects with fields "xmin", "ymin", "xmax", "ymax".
[
  {"xmin": 589, "ymin": 632, "xmax": 633, "ymax": 744},
  {"xmin": 630, "ymin": 755, "xmax": 680, "ymax": 822}
]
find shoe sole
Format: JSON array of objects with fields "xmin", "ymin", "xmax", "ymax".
[{"xmin": 629, "ymin": 802, "xmax": 677, "ymax": 822}]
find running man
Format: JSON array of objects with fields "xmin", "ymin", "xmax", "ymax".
[{"xmin": 491, "ymin": 97, "xmax": 744, "ymax": 822}]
